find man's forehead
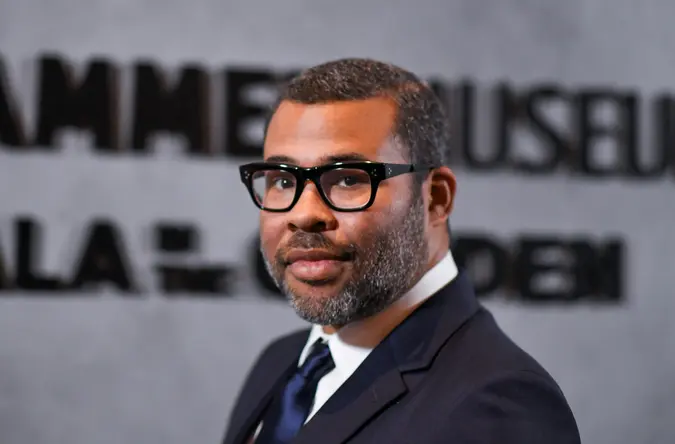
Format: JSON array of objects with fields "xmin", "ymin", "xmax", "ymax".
[{"xmin": 263, "ymin": 98, "xmax": 403, "ymax": 165}]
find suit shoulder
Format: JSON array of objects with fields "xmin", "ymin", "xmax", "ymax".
[
  {"xmin": 442, "ymin": 369, "xmax": 581, "ymax": 443},
  {"xmin": 435, "ymin": 307, "xmax": 564, "ymax": 393},
  {"xmin": 421, "ymin": 310, "xmax": 580, "ymax": 441},
  {"xmin": 222, "ymin": 328, "xmax": 310, "ymax": 441},
  {"xmin": 232, "ymin": 328, "xmax": 310, "ymax": 400}
]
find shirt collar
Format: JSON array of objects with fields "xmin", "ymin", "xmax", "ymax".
[{"xmin": 298, "ymin": 250, "xmax": 459, "ymax": 374}]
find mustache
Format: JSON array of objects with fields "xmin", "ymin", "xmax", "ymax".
[{"xmin": 276, "ymin": 232, "xmax": 355, "ymax": 265}]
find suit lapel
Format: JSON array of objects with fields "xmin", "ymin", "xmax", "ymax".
[
  {"xmin": 390, "ymin": 272, "xmax": 479, "ymax": 373},
  {"xmin": 230, "ymin": 366, "xmax": 294, "ymax": 444},
  {"xmin": 294, "ymin": 341, "xmax": 407, "ymax": 444},
  {"xmin": 294, "ymin": 272, "xmax": 480, "ymax": 444},
  {"xmin": 229, "ymin": 331, "xmax": 310, "ymax": 444}
]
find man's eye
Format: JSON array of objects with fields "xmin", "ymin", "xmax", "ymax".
[
  {"xmin": 338, "ymin": 176, "xmax": 359, "ymax": 187},
  {"xmin": 271, "ymin": 177, "xmax": 294, "ymax": 189}
]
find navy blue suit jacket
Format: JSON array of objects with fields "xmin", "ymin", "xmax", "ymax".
[{"xmin": 222, "ymin": 272, "xmax": 581, "ymax": 444}]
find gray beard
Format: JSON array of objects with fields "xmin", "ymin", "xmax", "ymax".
[{"xmin": 261, "ymin": 198, "xmax": 428, "ymax": 326}]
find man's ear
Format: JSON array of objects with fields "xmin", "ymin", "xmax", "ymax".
[{"xmin": 427, "ymin": 166, "xmax": 456, "ymax": 228}]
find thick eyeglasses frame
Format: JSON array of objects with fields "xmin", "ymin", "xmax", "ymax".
[{"xmin": 239, "ymin": 161, "xmax": 435, "ymax": 212}]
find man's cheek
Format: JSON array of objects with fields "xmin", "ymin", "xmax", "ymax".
[
  {"xmin": 337, "ymin": 216, "xmax": 379, "ymax": 245},
  {"xmin": 259, "ymin": 234, "xmax": 278, "ymax": 263},
  {"xmin": 351, "ymin": 229, "xmax": 381, "ymax": 256}
]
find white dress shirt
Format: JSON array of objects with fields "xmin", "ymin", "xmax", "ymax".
[{"xmin": 252, "ymin": 250, "xmax": 459, "ymax": 440}]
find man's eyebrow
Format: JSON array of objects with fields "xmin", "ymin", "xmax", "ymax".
[
  {"xmin": 264, "ymin": 155, "xmax": 297, "ymax": 164},
  {"xmin": 320, "ymin": 152, "xmax": 371, "ymax": 163},
  {"xmin": 263, "ymin": 152, "xmax": 371, "ymax": 165}
]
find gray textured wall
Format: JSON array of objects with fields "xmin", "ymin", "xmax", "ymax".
[{"xmin": 1, "ymin": 1, "xmax": 674, "ymax": 443}]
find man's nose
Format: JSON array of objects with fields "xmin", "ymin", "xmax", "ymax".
[{"xmin": 286, "ymin": 182, "xmax": 338, "ymax": 233}]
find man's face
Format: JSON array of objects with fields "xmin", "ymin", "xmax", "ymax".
[{"xmin": 260, "ymin": 97, "xmax": 430, "ymax": 326}]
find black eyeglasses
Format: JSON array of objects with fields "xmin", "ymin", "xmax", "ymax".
[{"xmin": 239, "ymin": 161, "xmax": 435, "ymax": 212}]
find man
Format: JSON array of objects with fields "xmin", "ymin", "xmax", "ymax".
[{"xmin": 223, "ymin": 58, "xmax": 580, "ymax": 444}]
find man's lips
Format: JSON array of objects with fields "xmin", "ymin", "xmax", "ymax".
[
  {"xmin": 284, "ymin": 249, "xmax": 349, "ymax": 264},
  {"xmin": 284, "ymin": 249, "xmax": 351, "ymax": 282}
]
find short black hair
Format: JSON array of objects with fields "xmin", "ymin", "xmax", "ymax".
[{"xmin": 268, "ymin": 58, "xmax": 451, "ymax": 176}]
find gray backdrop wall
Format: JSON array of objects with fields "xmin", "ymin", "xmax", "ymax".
[{"xmin": 1, "ymin": 1, "xmax": 674, "ymax": 443}]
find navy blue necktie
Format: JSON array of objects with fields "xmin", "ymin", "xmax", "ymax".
[{"xmin": 256, "ymin": 340, "xmax": 335, "ymax": 444}]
